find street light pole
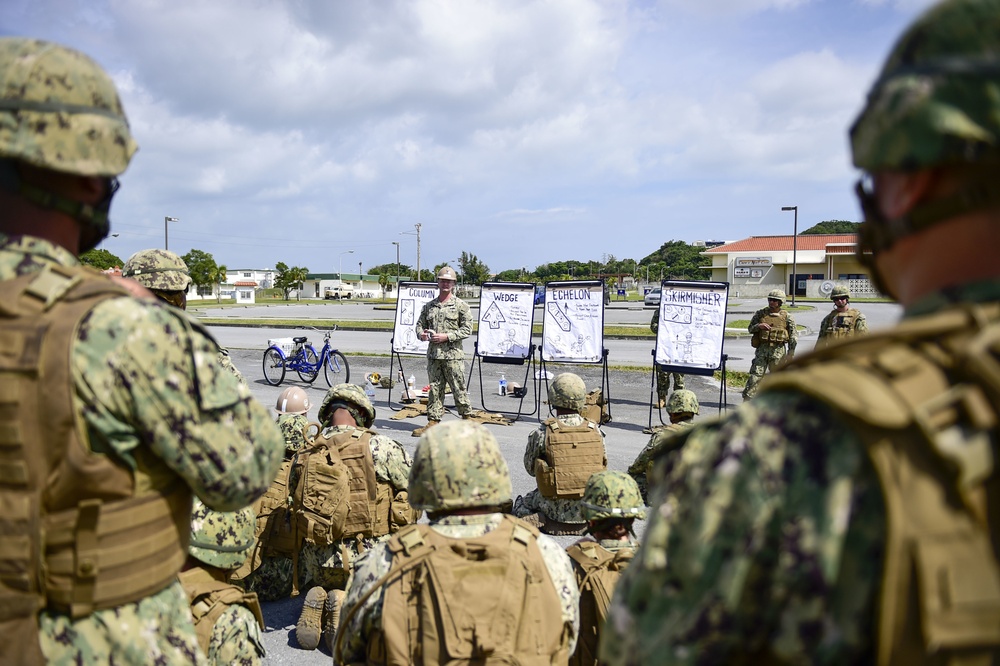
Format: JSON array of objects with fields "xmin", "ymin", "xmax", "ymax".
[
  {"xmin": 781, "ymin": 206, "xmax": 798, "ymax": 306},
  {"xmin": 391, "ymin": 241, "xmax": 400, "ymax": 290},
  {"xmin": 164, "ymin": 216, "xmax": 178, "ymax": 250}
]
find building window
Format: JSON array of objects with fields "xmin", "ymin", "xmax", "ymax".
[
  {"xmin": 239, "ymin": 290, "xmax": 252, "ymax": 299},
  {"xmin": 243, "ymin": 272, "xmax": 252, "ymax": 278}
]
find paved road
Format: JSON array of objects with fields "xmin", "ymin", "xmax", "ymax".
[{"xmin": 215, "ymin": 297, "xmax": 902, "ymax": 663}]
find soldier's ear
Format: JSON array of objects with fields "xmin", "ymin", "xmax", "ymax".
[{"xmin": 873, "ymin": 169, "xmax": 936, "ymax": 220}]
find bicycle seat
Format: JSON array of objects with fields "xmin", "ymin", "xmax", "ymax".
[{"xmin": 293, "ymin": 336, "xmax": 308, "ymax": 344}]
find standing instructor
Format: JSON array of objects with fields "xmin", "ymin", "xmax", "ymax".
[{"xmin": 413, "ymin": 266, "xmax": 473, "ymax": 436}]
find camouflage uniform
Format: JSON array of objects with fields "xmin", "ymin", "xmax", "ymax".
[
  {"xmin": 297, "ymin": 424, "xmax": 413, "ymax": 589},
  {"xmin": 742, "ymin": 294, "xmax": 797, "ymax": 399},
  {"xmin": 415, "ymin": 277, "xmax": 473, "ymax": 421},
  {"xmin": 604, "ymin": 3, "xmax": 1000, "ymax": 663},
  {"xmin": 276, "ymin": 413, "xmax": 310, "ymax": 454},
  {"xmin": 650, "ymin": 307, "xmax": 685, "ymax": 401},
  {"xmin": 0, "ymin": 39, "xmax": 284, "ymax": 663},
  {"xmin": 336, "ymin": 421, "xmax": 579, "ymax": 664},
  {"xmin": 182, "ymin": 499, "xmax": 265, "ymax": 666},
  {"xmin": 628, "ymin": 389, "xmax": 699, "ymax": 503},
  {"xmin": 513, "ymin": 413, "xmax": 607, "ymax": 524},
  {"xmin": 817, "ymin": 287, "xmax": 869, "ymax": 348}
]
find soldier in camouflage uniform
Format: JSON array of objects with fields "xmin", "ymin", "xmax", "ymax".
[
  {"xmin": 567, "ymin": 471, "xmax": 645, "ymax": 666},
  {"xmin": 741, "ymin": 288, "xmax": 797, "ymax": 399},
  {"xmin": 0, "ymin": 38, "xmax": 284, "ymax": 664},
  {"xmin": 239, "ymin": 386, "xmax": 313, "ymax": 602},
  {"xmin": 603, "ymin": 2, "xmax": 1000, "ymax": 663},
  {"xmin": 650, "ymin": 307, "xmax": 685, "ymax": 408},
  {"xmin": 628, "ymin": 389, "xmax": 699, "ymax": 503},
  {"xmin": 412, "ymin": 265, "xmax": 473, "ymax": 436},
  {"xmin": 513, "ymin": 373, "xmax": 607, "ymax": 535},
  {"xmin": 295, "ymin": 383, "xmax": 414, "ymax": 652},
  {"xmin": 180, "ymin": 499, "xmax": 265, "ymax": 666},
  {"xmin": 122, "ymin": 248, "xmax": 246, "ymax": 385},
  {"xmin": 816, "ymin": 285, "xmax": 869, "ymax": 348},
  {"xmin": 335, "ymin": 420, "xmax": 580, "ymax": 665}
]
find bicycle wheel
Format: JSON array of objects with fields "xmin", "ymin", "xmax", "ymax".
[
  {"xmin": 323, "ymin": 350, "xmax": 350, "ymax": 386},
  {"xmin": 297, "ymin": 346, "xmax": 320, "ymax": 383},
  {"xmin": 262, "ymin": 348, "xmax": 286, "ymax": 386}
]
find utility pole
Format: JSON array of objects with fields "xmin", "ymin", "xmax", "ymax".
[
  {"xmin": 414, "ymin": 223, "xmax": 422, "ymax": 280},
  {"xmin": 392, "ymin": 241, "xmax": 400, "ymax": 290}
]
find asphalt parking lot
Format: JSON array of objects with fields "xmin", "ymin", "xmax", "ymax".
[{"xmin": 214, "ymin": 297, "xmax": 903, "ymax": 663}]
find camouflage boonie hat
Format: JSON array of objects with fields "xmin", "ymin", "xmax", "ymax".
[
  {"xmin": 122, "ymin": 249, "xmax": 192, "ymax": 291},
  {"xmin": 767, "ymin": 289, "xmax": 786, "ymax": 302},
  {"xmin": 549, "ymin": 372, "xmax": 586, "ymax": 412},
  {"xmin": 851, "ymin": 0, "xmax": 1000, "ymax": 171},
  {"xmin": 188, "ymin": 497, "xmax": 256, "ymax": 569},
  {"xmin": 408, "ymin": 420, "xmax": 512, "ymax": 512},
  {"xmin": 830, "ymin": 285, "xmax": 851, "ymax": 300},
  {"xmin": 318, "ymin": 383, "xmax": 375, "ymax": 428},
  {"xmin": 580, "ymin": 470, "xmax": 646, "ymax": 521},
  {"xmin": 667, "ymin": 389, "xmax": 699, "ymax": 415},
  {"xmin": 0, "ymin": 38, "xmax": 137, "ymax": 176}
]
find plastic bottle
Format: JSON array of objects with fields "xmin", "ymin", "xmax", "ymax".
[
  {"xmin": 365, "ymin": 378, "xmax": 376, "ymax": 400},
  {"xmin": 499, "ymin": 373, "xmax": 507, "ymax": 396},
  {"xmin": 408, "ymin": 374, "xmax": 416, "ymax": 394}
]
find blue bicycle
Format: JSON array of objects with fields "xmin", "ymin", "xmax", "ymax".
[{"xmin": 262, "ymin": 328, "xmax": 350, "ymax": 387}]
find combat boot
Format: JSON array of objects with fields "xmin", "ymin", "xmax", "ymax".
[
  {"xmin": 411, "ymin": 419, "xmax": 439, "ymax": 437},
  {"xmin": 324, "ymin": 589, "xmax": 346, "ymax": 652},
  {"xmin": 296, "ymin": 586, "xmax": 327, "ymax": 650}
]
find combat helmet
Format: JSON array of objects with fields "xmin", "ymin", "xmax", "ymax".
[
  {"xmin": 437, "ymin": 266, "xmax": 458, "ymax": 281},
  {"xmin": 767, "ymin": 289, "xmax": 786, "ymax": 302},
  {"xmin": 549, "ymin": 372, "xmax": 587, "ymax": 412},
  {"xmin": 188, "ymin": 497, "xmax": 256, "ymax": 569},
  {"xmin": 122, "ymin": 249, "xmax": 193, "ymax": 291},
  {"xmin": 318, "ymin": 383, "xmax": 375, "ymax": 428},
  {"xmin": 408, "ymin": 420, "xmax": 512, "ymax": 513},
  {"xmin": 580, "ymin": 471, "xmax": 646, "ymax": 522},
  {"xmin": 0, "ymin": 38, "xmax": 138, "ymax": 249},
  {"xmin": 275, "ymin": 386, "xmax": 311, "ymax": 415},
  {"xmin": 830, "ymin": 285, "xmax": 851, "ymax": 300},
  {"xmin": 666, "ymin": 389, "xmax": 699, "ymax": 416}
]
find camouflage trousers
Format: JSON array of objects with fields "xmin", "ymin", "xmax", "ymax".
[
  {"xmin": 742, "ymin": 342, "xmax": 789, "ymax": 400},
  {"xmin": 512, "ymin": 488, "xmax": 587, "ymax": 524},
  {"xmin": 426, "ymin": 358, "xmax": 471, "ymax": 421},
  {"xmin": 300, "ymin": 533, "xmax": 388, "ymax": 591},
  {"xmin": 242, "ymin": 556, "xmax": 310, "ymax": 601},
  {"xmin": 655, "ymin": 370, "xmax": 685, "ymax": 399}
]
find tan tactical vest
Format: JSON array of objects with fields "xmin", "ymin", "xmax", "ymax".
[
  {"xmin": 366, "ymin": 517, "xmax": 569, "ymax": 665},
  {"xmin": 566, "ymin": 540, "xmax": 635, "ymax": 666},
  {"xmin": 819, "ymin": 307, "xmax": 863, "ymax": 344},
  {"xmin": 535, "ymin": 418, "xmax": 606, "ymax": 500},
  {"xmin": 179, "ymin": 566, "xmax": 264, "ymax": 656},
  {"xmin": 762, "ymin": 303, "xmax": 1000, "ymax": 666},
  {"xmin": 293, "ymin": 427, "xmax": 389, "ymax": 546},
  {"xmin": 232, "ymin": 460, "xmax": 296, "ymax": 583},
  {"xmin": 0, "ymin": 265, "xmax": 191, "ymax": 664},
  {"xmin": 752, "ymin": 310, "xmax": 790, "ymax": 346}
]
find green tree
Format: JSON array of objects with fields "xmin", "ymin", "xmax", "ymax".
[
  {"xmin": 368, "ymin": 262, "xmax": 412, "ymax": 279},
  {"xmin": 639, "ymin": 241, "xmax": 710, "ymax": 280},
  {"xmin": 211, "ymin": 263, "xmax": 228, "ymax": 303},
  {"xmin": 458, "ymin": 251, "xmax": 490, "ymax": 285},
  {"xmin": 181, "ymin": 249, "xmax": 219, "ymax": 297},
  {"xmin": 378, "ymin": 271, "xmax": 393, "ymax": 299},
  {"xmin": 274, "ymin": 262, "xmax": 309, "ymax": 300},
  {"xmin": 801, "ymin": 220, "xmax": 861, "ymax": 234},
  {"xmin": 79, "ymin": 248, "xmax": 123, "ymax": 270}
]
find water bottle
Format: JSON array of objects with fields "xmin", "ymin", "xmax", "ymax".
[
  {"xmin": 365, "ymin": 379, "xmax": 376, "ymax": 400},
  {"xmin": 408, "ymin": 374, "xmax": 416, "ymax": 395},
  {"xmin": 499, "ymin": 373, "xmax": 507, "ymax": 396}
]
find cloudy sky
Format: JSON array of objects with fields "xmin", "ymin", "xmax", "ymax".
[{"xmin": 3, "ymin": 0, "xmax": 937, "ymax": 276}]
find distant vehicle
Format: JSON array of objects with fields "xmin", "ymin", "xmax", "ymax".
[
  {"xmin": 644, "ymin": 287, "xmax": 661, "ymax": 307},
  {"xmin": 534, "ymin": 284, "xmax": 545, "ymax": 305},
  {"xmin": 324, "ymin": 285, "xmax": 353, "ymax": 300}
]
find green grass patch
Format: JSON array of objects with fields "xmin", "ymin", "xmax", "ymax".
[
  {"xmin": 714, "ymin": 369, "xmax": 748, "ymax": 388},
  {"xmin": 727, "ymin": 319, "xmax": 750, "ymax": 329}
]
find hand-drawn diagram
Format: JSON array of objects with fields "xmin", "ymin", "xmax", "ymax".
[
  {"xmin": 654, "ymin": 281, "xmax": 729, "ymax": 373},
  {"xmin": 392, "ymin": 282, "xmax": 439, "ymax": 355},
  {"xmin": 476, "ymin": 283, "xmax": 534, "ymax": 359},
  {"xmin": 541, "ymin": 281, "xmax": 604, "ymax": 362}
]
